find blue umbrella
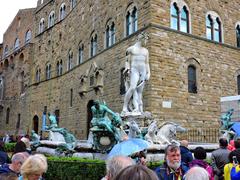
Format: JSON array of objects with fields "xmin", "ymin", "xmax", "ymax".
[{"xmin": 108, "ymin": 138, "xmax": 149, "ymax": 159}]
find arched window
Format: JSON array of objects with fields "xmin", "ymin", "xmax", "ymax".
[
  {"xmin": 56, "ymin": 61, "xmax": 60, "ymax": 76},
  {"xmin": 90, "ymin": 35, "xmax": 97, "ymax": 57},
  {"xmin": 171, "ymin": 3, "xmax": 179, "ymax": 30},
  {"xmin": 25, "ymin": 30, "xmax": 31, "ymax": 44},
  {"xmin": 59, "ymin": 3, "xmax": 66, "ymax": 21},
  {"xmin": 6, "ymin": 108, "xmax": 10, "ymax": 124},
  {"xmin": 39, "ymin": 18, "xmax": 45, "ymax": 34},
  {"xmin": 105, "ymin": 22, "xmax": 116, "ymax": 48},
  {"xmin": 170, "ymin": 2, "xmax": 190, "ymax": 33},
  {"xmin": 237, "ymin": 75, "xmax": 240, "ymax": 95},
  {"xmin": 70, "ymin": 0, "xmax": 77, "ymax": 10},
  {"xmin": 35, "ymin": 68, "xmax": 41, "ymax": 82},
  {"xmin": 132, "ymin": 7, "xmax": 138, "ymax": 33},
  {"xmin": 214, "ymin": 18, "xmax": 221, "ymax": 42},
  {"xmin": 45, "ymin": 64, "xmax": 51, "ymax": 80},
  {"xmin": 206, "ymin": 15, "xmax": 213, "ymax": 40},
  {"xmin": 126, "ymin": 11, "xmax": 131, "ymax": 36},
  {"xmin": 56, "ymin": 60, "xmax": 63, "ymax": 76},
  {"xmin": 68, "ymin": 51, "xmax": 73, "ymax": 70},
  {"xmin": 78, "ymin": 44, "xmax": 84, "ymax": 64},
  {"xmin": 111, "ymin": 23, "xmax": 116, "ymax": 45},
  {"xmin": 59, "ymin": 60, "xmax": 63, "ymax": 75},
  {"xmin": 188, "ymin": 65, "xmax": 197, "ymax": 93},
  {"xmin": 14, "ymin": 38, "xmax": 20, "ymax": 50},
  {"xmin": 4, "ymin": 45, "xmax": 8, "ymax": 57},
  {"xmin": 126, "ymin": 6, "xmax": 138, "ymax": 36},
  {"xmin": 106, "ymin": 26, "xmax": 110, "ymax": 48},
  {"xmin": 48, "ymin": 11, "xmax": 55, "ymax": 28},
  {"xmin": 206, "ymin": 13, "xmax": 222, "ymax": 42},
  {"xmin": 236, "ymin": 25, "xmax": 240, "ymax": 48},
  {"xmin": 180, "ymin": 6, "xmax": 189, "ymax": 33}
]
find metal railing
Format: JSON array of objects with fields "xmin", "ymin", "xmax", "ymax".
[{"xmin": 177, "ymin": 128, "xmax": 220, "ymax": 143}]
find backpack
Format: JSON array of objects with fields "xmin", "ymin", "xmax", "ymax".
[
  {"xmin": 206, "ymin": 165, "xmax": 214, "ymax": 180},
  {"xmin": 231, "ymin": 166, "xmax": 240, "ymax": 180}
]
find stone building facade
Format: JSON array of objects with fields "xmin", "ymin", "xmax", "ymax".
[
  {"xmin": 0, "ymin": 0, "xmax": 240, "ymax": 140},
  {"xmin": 0, "ymin": 8, "xmax": 35, "ymax": 135}
]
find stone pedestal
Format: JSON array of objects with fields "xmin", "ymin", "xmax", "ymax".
[{"xmin": 121, "ymin": 111, "xmax": 154, "ymax": 127}]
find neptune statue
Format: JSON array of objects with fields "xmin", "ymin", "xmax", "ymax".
[{"xmin": 90, "ymin": 100, "xmax": 122, "ymax": 152}]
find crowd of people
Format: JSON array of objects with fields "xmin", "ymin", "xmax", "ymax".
[
  {"xmin": 0, "ymin": 137, "xmax": 48, "ymax": 180},
  {"xmin": 102, "ymin": 138, "xmax": 240, "ymax": 180},
  {"xmin": 2, "ymin": 135, "xmax": 240, "ymax": 179}
]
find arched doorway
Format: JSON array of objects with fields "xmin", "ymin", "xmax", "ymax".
[
  {"xmin": 87, "ymin": 100, "xmax": 94, "ymax": 138},
  {"xmin": 32, "ymin": 115, "xmax": 39, "ymax": 134}
]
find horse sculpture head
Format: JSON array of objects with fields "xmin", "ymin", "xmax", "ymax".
[
  {"xmin": 128, "ymin": 120, "xmax": 141, "ymax": 138},
  {"xmin": 157, "ymin": 122, "xmax": 186, "ymax": 145},
  {"xmin": 148, "ymin": 120, "xmax": 158, "ymax": 135}
]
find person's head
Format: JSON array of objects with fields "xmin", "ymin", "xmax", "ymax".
[
  {"xmin": 180, "ymin": 140, "xmax": 189, "ymax": 148},
  {"xmin": 113, "ymin": 164, "xmax": 158, "ymax": 180},
  {"xmin": 228, "ymin": 149, "xmax": 240, "ymax": 163},
  {"xmin": 93, "ymin": 100, "xmax": 100, "ymax": 109},
  {"xmin": 13, "ymin": 140, "xmax": 27, "ymax": 154},
  {"xmin": 21, "ymin": 137, "xmax": 30, "ymax": 149},
  {"xmin": 106, "ymin": 156, "xmax": 135, "ymax": 180},
  {"xmin": 0, "ymin": 173, "xmax": 18, "ymax": 180},
  {"xmin": 234, "ymin": 137, "xmax": 240, "ymax": 149},
  {"xmin": 165, "ymin": 144, "xmax": 181, "ymax": 170},
  {"xmin": 137, "ymin": 32, "xmax": 149, "ymax": 45},
  {"xmin": 20, "ymin": 154, "xmax": 48, "ymax": 180},
  {"xmin": 0, "ymin": 141, "xmax": 5, "ymax": 151},
  {"xmin": 184, "ymin": 166, "xmax": 209, "ymax": 180},
  {"xmin": 10, "ymin": 153, "xmax": 27, "ymax": 173},
  {"xmin": 219, "ymin": 138, "xmax": 228, "ymax": 148},
  {"xmin": 193, "ymin": 147, "xmax": 206, "ymax": 160}
]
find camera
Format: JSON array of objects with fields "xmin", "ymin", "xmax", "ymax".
[{"xmin": 233, "ymin": 156, "xmax": 238, "ymax": 165}]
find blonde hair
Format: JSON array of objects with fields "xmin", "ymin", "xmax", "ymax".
[{"xmin": 20, "ymin": 154, "xmax": 48, "ymax": 177}]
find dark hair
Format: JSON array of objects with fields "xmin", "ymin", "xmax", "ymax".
[
  {"xmin": 229, "ymin": 150, "xmax": 240, "ymax": 163},
  {"xmin": 113, "ymin": 164, "xmax": 158, "ymax": 180},
  {"xmin": 219, "ymin": 138, "xmax": 228, "ymax": 147},
  {"xmin": 0, "ymin": 141, "xmax": 5, "ymax": 152},
  {"xmin": 194, "ymin": 147, "xmax": 206, "ymax": 160},
  {"xmin": 234, "ymin": 138, "xmax": 240, "ymax": 149},
  {"xmin": 13, "ymin": 141, "xmax": 27, "ymax": 155}
]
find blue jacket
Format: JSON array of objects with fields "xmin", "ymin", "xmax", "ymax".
[
  {"xmin": 0, "ymin": 151, "xmax": 10, "ymax": 165},
  {"xmin": 155, "ymin": 162, "xmax": 189, "ymax": 180},
  {"xmin": 0, "ymin": 163, "xmax": 17, "ymax": 175},
  {"xmin": 180, "ymin": 146, "xmax": 193, "ymax": 166}
]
